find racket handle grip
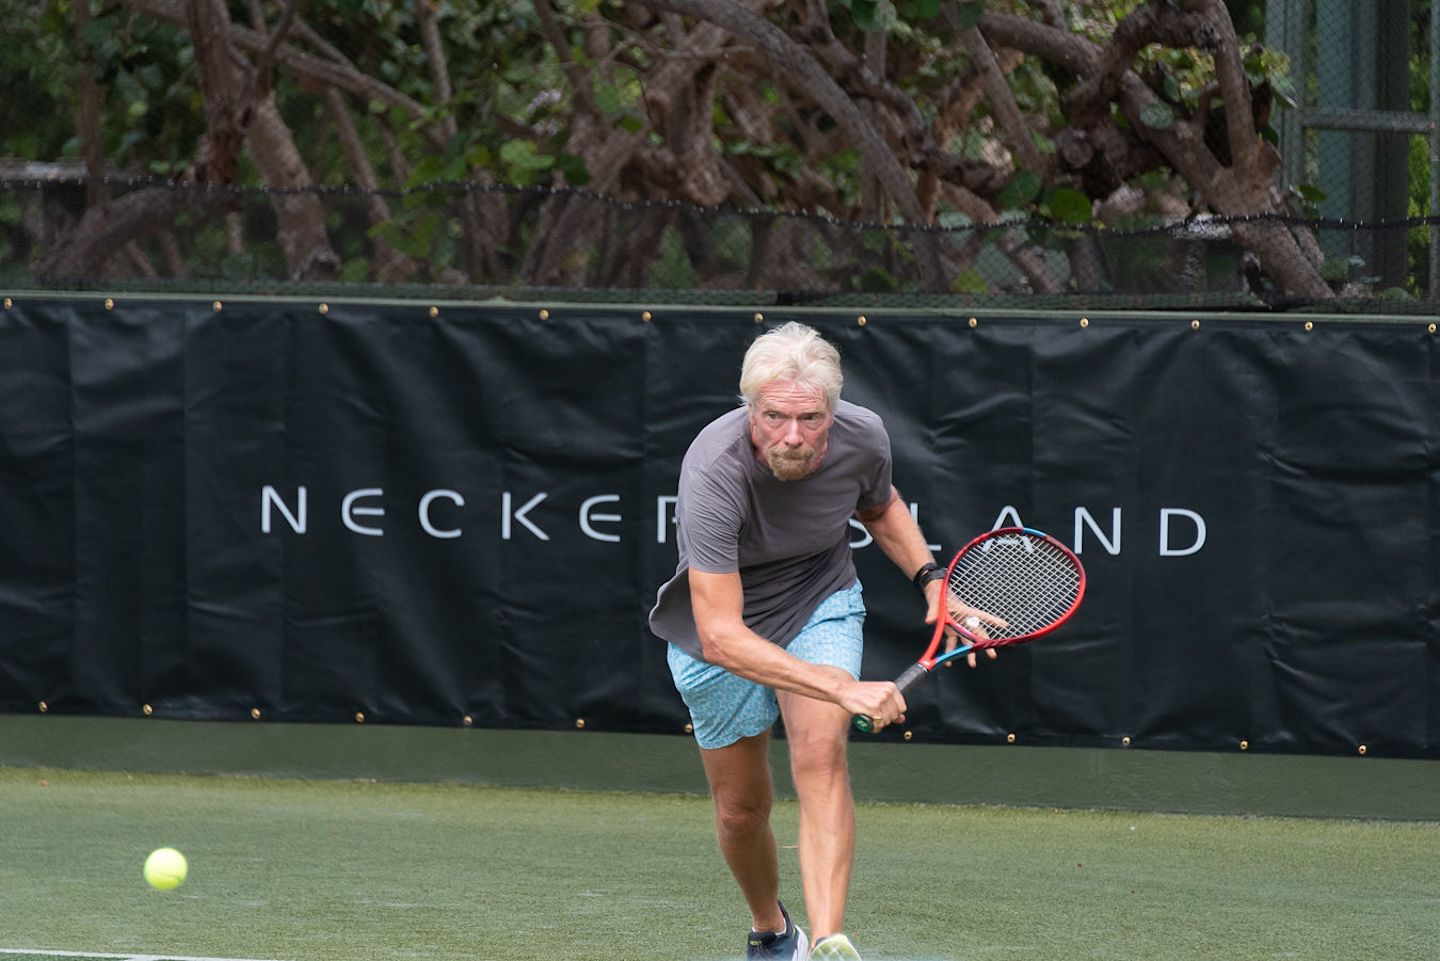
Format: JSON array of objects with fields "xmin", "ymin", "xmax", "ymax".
[
  {"xmin": 892, "ymin": 661, "xmax": 930, "ymax": 696},
  {"xmin": 850, "ymin": 663, "xmax": 930, "ymax": 734}
]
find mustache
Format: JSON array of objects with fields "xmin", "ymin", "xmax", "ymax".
[{"xmin": 765, "ymin": 444, "xmax": 818, "ymax": 480}]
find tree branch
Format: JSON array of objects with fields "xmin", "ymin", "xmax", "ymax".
[
  {"xmin": 323, "ymin": 87, "xmax": 420, "ymax": 283},
  {"xmin": 1183, "ymin": 0, "xmax": 1260, "ymax": 178},
  {"xmin": 640, "ymin": 0, "xmax": 945, "ymax": 289},
  {"xmin": 413, "ymin": 0, "xmax": 457, "ymax": 140},
  {"xmin": 639, "ymin": 0, "xmax": 924, "ymax": 225},
  {"xmin": 121, "ymin": 0, "xmax": 444, "ymax": 149},
  {"xmin": 945, "ymin": 2, "xmax": 1044, "ymax": 175},
  {"xmin": 244, "ymin": 0, "xmax": 301, "ymax": 104},
  {"xmin": 1062, "ymin": 1, "xmax": 1212, "ymax": 123},
  {"xmin": 534, "ymin": 0, "xmax": 602, "ymax": 117},
  {"xmin": 978, "ymin": 10, "xmax": 1097, "ymax": 75},
  {"xmin": 72, "ymin": 0, "xmax": 108, "ymax": 209}
]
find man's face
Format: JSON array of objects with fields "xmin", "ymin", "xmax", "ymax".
[{"xmin": 748, "ymin": 380, "xmax": 833, "ymax": 481}]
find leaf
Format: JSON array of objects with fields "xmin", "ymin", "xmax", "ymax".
[
  {"xmin": 997, "ymin": 169, "xmax": 1043, "ymax": 210},
  {"xmin": 950, "ymin": 268, "xmax": 988, "ymax": 295},
  {"xmin": 499, "ymin": 139, "xmax": 546, "ymax": 170},
  {"xmin": 593, "ymin": 80, "xmax": 625, "ymax": 115},
  {"xmin": 1297, "ymin": 183, "xmax": 1327, "ymax": 203},
  {"xmin": 338, "ymin": 258, "xmax": 370, "ymax": 284},
  {"xmin": 1047, "ymin": 186, "xmax": 1093, "ymax": 226},
  {"xmin": 1320, "ymin": 257, "xmax": 1350, "ymax": 284},
  {"xmin": 899, "ymin": 0, "xmax": 941, "ymax": 19},
  {"xmin": 850, "ymin": 0, "xmax": 880, "ymax": 31},
  {"xmin": 1139, "ymin": 101, "xmax": 1175, "ymax": 130},
  {"xmin": 555, "ymin": 153, "xmax": 591, "ymax": 186},
  {"xmin": 649, "ymin": 227, "xmax": 700, "ymax": 289},
  {"xmin": 80, "ymin": 18, "xmax": 113, "ymax": 49},
  {"xmin": 855, "ymin": 266, "xmax": 898, "ymax": 292},
  {"xmin": 1271, "ymin": 75, "xmax": 1299, "ymax": 110},
  {"xmin": 955, "ymin": 1, "xmax": 984, "ymax": 27},
  {"xmin": 405, "ymin": 155, "xmax": 444, "ymax": 188}
]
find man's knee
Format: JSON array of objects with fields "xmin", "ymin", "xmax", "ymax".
[
  {"xmin": 713, "ymin": 791, "xmax": 773, "ymax": 837},
  {"xmin": 787, "ymin": 730, "xmax": 849, "ymax": 785}
]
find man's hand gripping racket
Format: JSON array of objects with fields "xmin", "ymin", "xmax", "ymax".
[{"xmin": 853, "ymin": 527, "xmax": 1086, "ymax": 734}]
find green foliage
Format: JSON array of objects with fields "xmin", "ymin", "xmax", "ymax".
[
  {"xmin": 648, "ymin": 226, "xmax": 700, "ymax": 289},
  {"xmin": 998, "ymin": 170, "xmax": 1043, "ymax": 210},
  {"xmin": 953, "ymin": 1, "xmax": 984, "ymax": 28},
  {"xmin": 1045, "ymin": 186, "xmax": 1093, "ymax": 226},
  {"xmin": 853, "ymin": 264, "xmax": 899, "ymax": 291},
  {"xmin": 847, "ymin": 0, "xmax": 883, "ymax": 31},
  {"xmin": 1138, "ymin": 101, "xmax": 1175, "ymax": 131},
  {"xmin": 950, "ymin": 267, "xmax": 988, "ymax": 294},
  {"xmin": 1, "ymin": 1, "xmax": 87, "ymax": 160},
  {"xmin": 3, "ymin": 0, "xmax": 1430, "ymax": 297},
  {"xmin": 499, "ymin": 140, "xmax": 556, "ymax": 186}
]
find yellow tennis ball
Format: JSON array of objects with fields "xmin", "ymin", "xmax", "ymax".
[{"xmin": 143, "ymin": 847, "xmax": 188, "ymax": 891}]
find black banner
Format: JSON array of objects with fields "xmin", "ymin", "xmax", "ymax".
[{"xmin": 1, "ymin": 298, "xmax": 1436, "ymax": 758}]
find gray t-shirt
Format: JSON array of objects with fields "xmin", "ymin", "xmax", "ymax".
[{"xmin": 649, "ymin": 399, "xmax": 894, "ymax": 660}]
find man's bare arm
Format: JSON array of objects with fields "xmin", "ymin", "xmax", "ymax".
[{"xmin": 688, "ymin": 568, "xmax": 907, "ymax": 722}]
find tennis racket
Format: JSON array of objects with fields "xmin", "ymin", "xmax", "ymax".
[{"xmin": 853, "ymin": 526, "xmax": 1086, "ymax": 733}]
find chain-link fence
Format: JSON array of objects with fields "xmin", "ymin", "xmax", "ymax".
[
  {"xmin": 4, "ymin": 173, "xmax": 1435, "ymax": 311},
  {"xmin": 1267, "ymin": 0, "xmax": 1439, "ymax": 300},
  {"xmin": 1, "ymin": 1, "xmax": 1436, "ymax": 312}
]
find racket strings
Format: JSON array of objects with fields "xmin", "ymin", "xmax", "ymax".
[{"xmin": 947, "ymin": 537, "xmax": 1082, "ymax": 643}]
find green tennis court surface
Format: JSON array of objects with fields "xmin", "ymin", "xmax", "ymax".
[
  {"xmin": 2, "ymin": 767, "xmax": 1436, "ymax": 961},
  {"xmin": 0, "ymin": 952, "xmax": 292, "ymax": 961}
]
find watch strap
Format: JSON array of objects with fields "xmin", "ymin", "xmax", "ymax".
[{"xmin": 911, "ymin": 561, "xmax": 945, "ymax": 593}]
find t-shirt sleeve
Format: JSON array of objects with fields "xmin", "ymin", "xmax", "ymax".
[
  {"xmin": 855, "ymin": 416, "xmax": 894, "ymax": 512},
  {"xmin": 677, "ymin": 458, "xmax": 744, "ymax": 573}
]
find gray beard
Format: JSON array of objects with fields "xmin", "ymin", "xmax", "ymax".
[{"xmin": 765, "ymin": 448, "xmax": 817, "ymax": 481}]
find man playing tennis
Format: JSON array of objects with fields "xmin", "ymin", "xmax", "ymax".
[{"xmin": 650, "ymin": 322, "xmax": 983, "ymax": 961}]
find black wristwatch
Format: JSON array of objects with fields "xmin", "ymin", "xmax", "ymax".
[{"xmin": 911, "ymin": 561, "xmax": 946, "ymax": 593}]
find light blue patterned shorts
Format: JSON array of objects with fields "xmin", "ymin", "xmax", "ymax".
[{"xmin": 667, "ymin": 580, "xmax": 866, "ymax": 750}]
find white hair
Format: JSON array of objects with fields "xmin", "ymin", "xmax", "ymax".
[{"xmin": 738, "ymin": 322, "xmax": 843, "ymax": 410}]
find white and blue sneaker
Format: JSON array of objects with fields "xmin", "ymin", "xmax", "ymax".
[
  {"xmin": 809, "ymin": 933, "xmax": 862, "ymax": 960},
  {"xmin": 746, "ymin": 901, "xmax": 808, "ymax": 960}
]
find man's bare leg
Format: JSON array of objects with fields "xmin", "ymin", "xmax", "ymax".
[
  {"xmin": 777, "ymin": 690, "xmax": 855, "ymax": 941},
  {"xmin": 699, "ymin": 731, "xmax": 787, "ymax": 933}
]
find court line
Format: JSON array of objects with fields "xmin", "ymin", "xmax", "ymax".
[{"xmin": 0, "ymin": 950, "xmax": 293, "ymax": 961}]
